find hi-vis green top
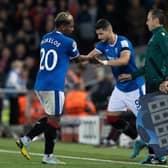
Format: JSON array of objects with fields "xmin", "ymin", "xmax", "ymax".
[{"xmin": 131, "ymin": 26, "xmax": 168, "ymax": 84}]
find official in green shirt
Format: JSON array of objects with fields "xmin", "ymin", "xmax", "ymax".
[
  {"xmin": 119, "ymin": 8, "xmax": 168, "ymax": 164},
  {"xmin": 119, "ymin": 9, "xmax": 168, "ymax": 90}
]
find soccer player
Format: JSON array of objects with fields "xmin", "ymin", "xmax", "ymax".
[
  {"xmin": 119, "ymin": 8, "xmax": 168, "ymax": 164},
  {"xmin": 83, "ymin": 19, "xmax": 145, "ymax": 143},
  {"xmin": 16, "ymin": 11, "xmax": 83, "ymax": 164}
]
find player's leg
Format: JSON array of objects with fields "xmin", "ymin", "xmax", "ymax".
[
  {"xmin": 42, "ymin": 115, "xmax": 60, "ymax": 164},
  {"xmin": 107, "ymin": 87, "xmax": 138, "ymax": 139},
  {"xmin": 16, "ymin": 91, "xmax": 51, "ymax": 160},
  {"xmin": 16, "ymin": 116, "xmax": 47, "ymax": 160},
  {"xmin": 41, "ymin": 90, "xmax": 64, "ymax": 164},
  {"xmin": 124, "ymin": 85, "xmax": 147, "ymax": 158}
]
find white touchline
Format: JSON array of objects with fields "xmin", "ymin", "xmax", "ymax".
[{"xmin": 0, "ymin": 149, "xmax": 168, "ymax": 168}]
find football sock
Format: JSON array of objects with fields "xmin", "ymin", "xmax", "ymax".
[
  {"xmin": 148, "ymin": 146, "xmax": 155, "ymax": 154},
  {"xmin": 21, "ymin": 136, "xmax": 31, "ymax": 145},
  {"xmin": 106, "ymin": 127, "xmax": 121, "ymax": 142},
  {"xmin": 44, "ymin": 123, "xmax": 57, "ymax": 154},
  {"xmin": 108, "ymin": 117, "xmax": 137, "ymax": 139},
  {"xmin": 26, "ymin": 116, "xmax": 47, "ymax": 140}
]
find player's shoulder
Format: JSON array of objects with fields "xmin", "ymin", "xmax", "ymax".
[
  {"xmin": 118, "ymin": 35, "xmax": 129, "ymax": 42},
  {"xmin": 64, "ymin": 35, "xmax": 75, "ymax": 43},
  {"xmin": 42, "ymin": 31, "xmax": 54, "ymax": 38},
  {"xmin": 156, "ymin": 28, "xmax": 168, "ymax": 39},
  {"xmin": 117, "ymin": 35, "xmax": 131, "ymax": 47}
]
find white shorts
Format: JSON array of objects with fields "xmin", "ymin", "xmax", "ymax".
[
  {"xmin": 107, "ymin": 85, "xmax": 145, "ymax": 116},
  {"xmin": 35, "ymin": 90, "xmax": 65, "ymax": 116}
]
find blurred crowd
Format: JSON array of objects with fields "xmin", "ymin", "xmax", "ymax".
[{"xmin": 0, "ymin": 0, "xmax": 167, "ymax": 127}]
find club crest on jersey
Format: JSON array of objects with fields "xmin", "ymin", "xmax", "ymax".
[{"xmin": 105, "ymin": 49, "xmax": 109, "ymax": 53}]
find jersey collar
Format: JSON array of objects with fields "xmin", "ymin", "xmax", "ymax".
[
  {"xmin": 56, "ymin": 31, "xmax": 63, "ymax": 34},
  {"xmin": 109, "ymin": 34, "xmax": 118, "ymax": 47}
]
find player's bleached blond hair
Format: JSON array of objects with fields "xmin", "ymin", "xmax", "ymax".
[{"xmin": 54, "ymin": 11, "xmax": 73, "ymax": 28}]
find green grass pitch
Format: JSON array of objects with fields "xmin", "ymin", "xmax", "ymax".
[{"xmin": 0, "ymin": 138, "xmax": 167, "ymax": 168}]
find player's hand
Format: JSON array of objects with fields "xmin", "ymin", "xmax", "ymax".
[
  {"xmin": 159, "ymin": 81, "xmax": 168, "ymax": 94},
  {"xmin": 95, "ymin": 58, "xmax": 108, "ymax": 65},
  {"xmin": 118, "ymin": 74, "xmax": 132, "ymax": 82},
  {"xmin": 89, "ymin": 57, "xmax": 100, "ymax": 64}
]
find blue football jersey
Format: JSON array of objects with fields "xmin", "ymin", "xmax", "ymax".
[
  {"xmin": 34, "ymin": 31, "xmax": 79, "ymax": 91},
  {"xmin": 95, "ymin": 35, "xmax": 144, "ymax": 92}
]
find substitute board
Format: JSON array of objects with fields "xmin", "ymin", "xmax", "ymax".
[{"xmin": 137, "ymin": 92, "xmax": 168, "ymax": 157}]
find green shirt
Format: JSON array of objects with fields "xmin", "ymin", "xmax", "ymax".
[{"xmin": 131, "ymin": 26, "xmax": 168, "ymax": 84}]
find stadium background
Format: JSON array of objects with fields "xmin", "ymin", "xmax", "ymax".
[
  {"xmin": 0, "ymin": 1, "xmax": 168, "ymax": 167},
  {"xmin": 0, "ymin": 0, "xmax": 168, "ymax": 138}
]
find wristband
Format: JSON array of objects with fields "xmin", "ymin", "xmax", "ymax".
[{"xmin": 102, "ymin": 60, "xmax": 108, "ymax": 65}]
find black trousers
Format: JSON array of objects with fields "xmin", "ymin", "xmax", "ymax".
[
  {"xmin": 146, "ymin": 83, "xmax": 160, "ymax": 94},
  {"xmin": 9, "ymin": 97, "xmax": 19, "ymax": 125}
]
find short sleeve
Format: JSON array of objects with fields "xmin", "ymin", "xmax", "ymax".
[
  {"xmin": 95, "ymin": 42, "xmax": 105, "ymax": 54},
  {"xmin": 120, "ymin": 40, "xmax": 130, "ymax": 52},
  {"xmin": 68, "ymin": 40, "xmax": 80, "ymax": 60}
]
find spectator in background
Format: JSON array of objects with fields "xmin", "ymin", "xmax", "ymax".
[
  {"xmin": 75, "ymin": 2, "xmax": 96, "ymax": 53},
  {"xmin": 40, "ymin": 14, "xmax": 55, "ymax": 35},
  {"xmin": 97, "ymin": 0, "xmax": 118, "ymax": 33},
  {"xmin": 21, "ymin": 17, "xmax": 40, "ymax": 53},
  {"xmin": 5, "ymin": 60, "xmax": 27, "ymax": 125},
  {"xmin": 0, "ymin": 62, "xmax": 6, "ymax": 123},
  {"xmin": 14, "ymin": 43, "xmax": 28, "ymax": 61},
  {"xmin": 0, "ymin": 47, "xmax": 12, "ymax": 73},
  {"xmin": 44, "ymin": 0, "xmax": 57, "ymax": 16},
  {"xmin": 57, "ymin": 0, "xmax": 69, "ymax": 13},
  {"xmin": 24, "ymin": 56, "xmax": 38, "ymax": 90},
  {"xmin": 88, "ymin": 0, "xmax": 98, "ymax": 26},
  {"xmin": 29, "ymin": 4, "xmax": 44, "ymax": 32},
  {"xmin": 5, "ymin": 33, "xmax": 15, "ymax": 52},
  {"xmin": 69, "ymin": 0, "xmax": 79, "ymax": 17},
  {"xmin": 65, "ymin": 64, "xmax": 85, "ymax": 92},
  {"xmin": 64, "ymin": 83, "xmax": 96, "ymax": 117},
  {"xmin": 126, "ymin": 0, "xmax": 146, "ymax": 46},
  {"xmin": 91, "ymin": 67, "xmax": 114, "ymax": 111}
]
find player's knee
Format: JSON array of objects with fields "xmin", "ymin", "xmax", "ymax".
[
  {"xmin": 47, "ymin": 115, "xmax": 60, "ymax": 129},
  {"xmin": 106, "ymin": 114, "xmax": 120, "ymax": 124}
]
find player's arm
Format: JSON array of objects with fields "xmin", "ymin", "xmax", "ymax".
[
  {"xmin": 157, "ymin": 32, "xmax": 168, "ymax": 78},
  {"xmin": 96, "ymin": 50, "xmax": 130, "ymax": 66},
  {"xmin": 118, "ymin": 66, "xmax": 145, "ymax": 82},
  {"xmin": 72, "ymin": 49, "xmax": 101, "ymax": 64},
  {"xmin": 79, "ymin": 49, "xmax": 101, "ymax": 60}
]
